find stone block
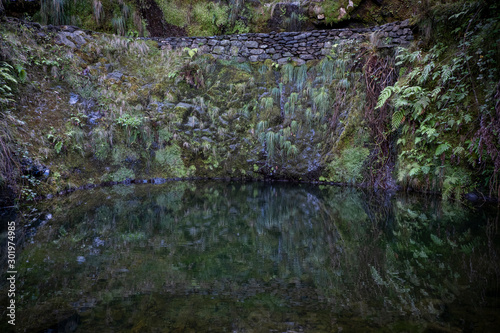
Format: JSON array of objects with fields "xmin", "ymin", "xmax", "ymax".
[
  {"xmin": 249, "ymin": 55, "xmax": 259, "ymax": 62},
  {"xmin": 213, "ymin": 46, "xmax": 225, "ymax": 54},
  {"xmin": 199, "ymin": 45, "xmax": 211, "ymax": 53},
  {"xmin": 299, "ymin": 54, "xmax": 315, "ymax": 60},
  {"xmin": 208, "ymin": 39, "xmax": 218, "ymax": 46},
  {"xmin": 230, "ymin": 46, "xmax": 240, "ymax": 56},
  {"xmin": 245, "ymin": 41, "xmax": 259, "ymax": 48},
  {"xmin": 292, "ymin": 58, "xmax": 306, "ymax": 66},
  {"xmin": 249, "ymin": 48, "xmax": 264, "ymax": 55},
  {"xmin": 220, "ymin": 39, "xmax": 231, "ymax": 46}
]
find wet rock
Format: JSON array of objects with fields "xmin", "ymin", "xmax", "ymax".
[
  {"xmin": 54, "ymin": 33, "xmax": 76, "ymax": 48},
  {"xmin": 152, "ymin": 178, "xmax": 166, "ymax": 184},
  {"xmin": 185, "ymin": 116, "xmax": 199, "ymax": 128},
  {"xmin": 465, "ymin": 192, "xmax": 480, "ymax": 202},
  {"xmin": 104, "ymin": 63, "xmax": 114, "ymax": 73},
  {"xmin": 106, "ymin": 71, "xmax": 123, "ymax": 81},
  {"xmin": 21, "ymin": 158, "xmax": 46, "ymax": 177},
  {"xmin": 69, "ymin": 93, "xmax": 79, "ymax": 105},
  {"xmin": 218, "ymin": 116, "xmax": 229, "ymax": 126},
  {"xmin": 88, "ymin": 111, "xmax": 103, "ymax": 125}
]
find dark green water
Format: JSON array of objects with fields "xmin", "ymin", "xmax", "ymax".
[{"xmin": 1, "ymin": 181, "xmax": 499, "ymax": 332}]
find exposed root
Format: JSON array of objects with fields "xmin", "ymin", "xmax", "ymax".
[{"xmin": 363, "ymin": 52, "xmax": 397, "ymax": 189}]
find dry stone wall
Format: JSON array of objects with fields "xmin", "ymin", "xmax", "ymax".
[{"xmin": 156, "ymin": 20, "xmax": 413, "ymax": 64}]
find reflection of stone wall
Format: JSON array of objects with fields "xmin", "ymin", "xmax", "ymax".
[{"xmin": 157, "ymin": 20, "xmax": 413, "ymax": 65}]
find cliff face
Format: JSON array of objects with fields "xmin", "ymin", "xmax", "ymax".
[{"xmin": 0, "ymin": 1, "xmax": 499, "ymax": 203}]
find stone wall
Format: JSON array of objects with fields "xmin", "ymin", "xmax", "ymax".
[{"xmin": 156, "ymin": 20, "xmax": 413, "ymax": 65}]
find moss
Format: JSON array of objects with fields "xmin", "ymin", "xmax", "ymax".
[
  {"xmin": 325, "ymin": 147, "xmax": 370, "ymax": 184},
  {"xmin": 112, "ymin": 146, "xmax": 139, "ymax": 165},
  {"xmin": 111, "ymin": 167, "xmax": 135, "ymax": 182}
]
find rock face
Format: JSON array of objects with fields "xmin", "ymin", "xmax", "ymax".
[{"xmin": 156, "ymin": 20, "xmax": 413, "ymax": 63}]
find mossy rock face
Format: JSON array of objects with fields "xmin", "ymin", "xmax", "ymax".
[{"xmin": 112, "ymin": 146, "xmax": 140, "ymax": 165}]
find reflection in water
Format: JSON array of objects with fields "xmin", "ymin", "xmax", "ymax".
[{"xmin": 1, "ymin": 181, "xmax": 499, "ymax": 332}]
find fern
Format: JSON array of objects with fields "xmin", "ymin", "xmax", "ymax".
[
  {"xmin": 294, "ymin": 65, "xmax": 308, "ymax": 90},
  {"xmin": 370, "ymin": 266, "xmax": 386, "ymax": 286},
  {"xmin": 265, "ymin": 131, "xmax": 276, "ymax": 160},
  {"xmin": 430, "ymin": 234, "xmax": 444, "ymax": 246},
  {"xmin": 313, "ymin": 87, "xmax": 330, "ymax": 115},
  {"xmin": 271, "ymin": 87, "xmax": 281, "ymax": 103},
  {"xmin": 435, "ymin": 143, "xmax": 450, "ymax": 156},
  {"xmin": 453, "ymin": 146, "xmax": 465, "ymax": 155},
  {"xmin": 261, "ymin": 97, "xmax": 274, "ymax": 111},
  {"xmin": 440, "ymin": 65, "xmax": 452, "ymax": 85},
  {"xmin": 392, "ymin": 110, "xmax": 405, "ymax": 130},
  {"xmin": 282, "ymin": 63, "xmax": 294, "ymax": 84},
  {"xmin": 376, "ymin": 86, "xmax": 395, "ymax": 109},
  {"xmin": 287, "ymin": 144, "xmax": 298, "ymax": 157},
  {"xmin": 418, "ymin": 62, "xmax": 435, "ymax": 84},
  {"xmin": 256, "ymin": 120, "xmax": 268, "ymax": 134}
]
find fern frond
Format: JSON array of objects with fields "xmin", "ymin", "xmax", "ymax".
[
  {"xmin": 435, "ymin": 143, "xmax": 450, "ymax": 156},
  {"xmin": 392, "ymin": 110, "xmax": 405, "ymax": 130},
  {"xmin": 375, "ymin": 86, "xmax": 395, "ymax": 109}
]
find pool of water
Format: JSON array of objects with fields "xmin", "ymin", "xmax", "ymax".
[{"xmin": 1, "ymin": 181, "xmax": 499, "ymax": 332}]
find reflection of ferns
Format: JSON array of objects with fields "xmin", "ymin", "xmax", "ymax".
[{"xmin": 93, "ymin": 0, "xmax": 103, "ymax": 24}]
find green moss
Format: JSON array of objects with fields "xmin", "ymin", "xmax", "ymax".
[
  {"xmin": 111, "ymin": 167, "xmax": 135, "ymax": 182},
  {"xmin": 325, "ymin": 147, "xmax": 370, "ymax": 184}
]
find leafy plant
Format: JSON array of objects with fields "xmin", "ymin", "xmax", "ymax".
[
  {"xmin": 116, "ymin": 113, "xmax": 142, "ymax": 145},
  {"xmin": 0, "ymin": 62, "xmax": 17, "ymax": 106}
]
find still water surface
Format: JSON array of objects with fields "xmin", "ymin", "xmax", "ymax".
[{"xmin": 1, "ymin": 181, "xmax": 499, "ymax": 332}]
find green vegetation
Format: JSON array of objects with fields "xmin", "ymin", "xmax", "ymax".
[
  {"xmin": 377, "ymin": 1, "xmax": 500, "ymax": 198},
  {"xmin": 0, "ymin": 0, "xmax": 499, "ymax": 202},
  {"xmin": 324, "ymin": 147, "xmax": 370, "ymax": 184}
]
